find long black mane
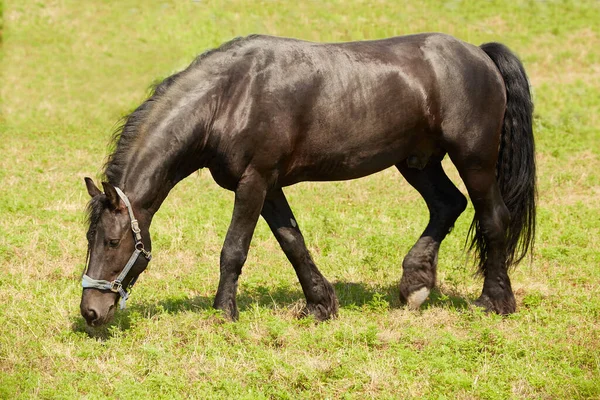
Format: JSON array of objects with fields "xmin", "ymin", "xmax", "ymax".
[
  {"xmin": 101, "ymin": 36, "xmax": 255, "ymax": 186},
  {"xmin": 103, "ymin": 75, "xmax": 180, "ymax": 185},
  {"xmin": 86, "ymin": 36, "xmax": 256, "ymax": 238}
]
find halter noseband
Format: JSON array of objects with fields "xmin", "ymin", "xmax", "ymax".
[{"xmin": 81, "ymin": 187, "xmax": 152, "ymax": 309}]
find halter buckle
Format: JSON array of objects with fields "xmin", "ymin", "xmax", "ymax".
[
  {"xmin": 110, "ymin": 280, "xmax": 122, "ymax": 293},
  {"xmin": 131, "ymin": 219, "xmax": 141, "ymax": 234}
]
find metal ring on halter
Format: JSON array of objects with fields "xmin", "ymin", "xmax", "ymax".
[{"xmin": 136, "ymin": 242, "xmax": 151, "ymax": 260}]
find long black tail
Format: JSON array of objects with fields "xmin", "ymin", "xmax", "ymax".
[{"xmin": 475, "ymin": 42, "xmax": 536, "ymax": 269}]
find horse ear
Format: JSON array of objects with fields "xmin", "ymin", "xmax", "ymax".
[
  {"xmin": 101, "ymin": 182, "xmax": 124, "ymax": 210},
  {"xmin": 84, "ymin": 177, "xmax": 102, "ymax": 198}
]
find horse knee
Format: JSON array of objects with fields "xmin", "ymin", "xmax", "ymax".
[{"xmin": 220, "ymin": 245, "xmax": 247, "ymax": 273}]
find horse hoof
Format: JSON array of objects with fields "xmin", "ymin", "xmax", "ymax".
[
  {"xmin": 212, "ymin": 299, "xmax": 239, "ymax": 321},
  {"xmin": 301, "ymin": 299, "xmax": 339, "ymax": 321},
  {"xmin": 407, "ymin": 287, "xmax": 430, "ymax": 310},
  {"xmin": 473, "ymin": 294, "xmax": 516, "ymax": 315}
]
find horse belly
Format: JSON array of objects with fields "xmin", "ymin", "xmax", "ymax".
[{"xmin": 280, "ymin": 126, "xmax": 424, "ymax": 185}]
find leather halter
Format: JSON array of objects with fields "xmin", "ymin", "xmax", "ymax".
[{"xmin": 81, "ymin": 187, "xmax": 152, "ymax": 309}]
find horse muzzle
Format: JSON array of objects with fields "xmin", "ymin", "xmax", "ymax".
[{"xmin": 80, "ymin": 288, "xmax": 118, "ymax": 326}]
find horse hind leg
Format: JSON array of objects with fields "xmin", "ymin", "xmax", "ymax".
[
  {"xmin": 396, "ymin": 157, "xmax": 467, "ymax": 309},
  {"xmin": 261, "ymin": 188, "xmax": 338, "ymax": 320},
  {"xmin": 449, "ymin": 147, "xmax": 515, "ymax": 314}
]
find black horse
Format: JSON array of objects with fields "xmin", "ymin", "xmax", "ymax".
[{"xmin": 80, "ymin": 33, "xmax": 535, "ymax": 326}]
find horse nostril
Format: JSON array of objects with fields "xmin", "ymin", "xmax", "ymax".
[{"xmin": 83, "ymin": 307, "xmax": 99, "ymax": 325}]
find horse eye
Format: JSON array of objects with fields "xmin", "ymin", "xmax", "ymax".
[{"xmin": 108, "ymin": 239, "xmax": 120, "ymax": 248}]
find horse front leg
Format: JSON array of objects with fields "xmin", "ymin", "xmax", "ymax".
[
  {"xmin": 213, "ymin": 171, "xmax": 267, "ymax": 320},
  {"xmin": 261, "ymin": 188, "xmax": 338, "ymax": 320}
]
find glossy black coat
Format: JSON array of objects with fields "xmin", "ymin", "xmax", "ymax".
[{"xmin": 81, "ymin": 34, "xmax": 535, "ymax": 326}]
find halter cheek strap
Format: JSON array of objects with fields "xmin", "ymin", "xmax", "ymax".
[{"xmin": 81, "ymin": 187, "xmax": 152, "ymax": 309}]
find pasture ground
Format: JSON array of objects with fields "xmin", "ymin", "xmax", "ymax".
[{"xmin": 1, "ymin": 1, "xmax": 599, "ymax": 398}]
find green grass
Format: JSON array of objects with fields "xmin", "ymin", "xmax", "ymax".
[{"xmin": 1, "ymin": 0, "xmax": 599, "ymax": 398}]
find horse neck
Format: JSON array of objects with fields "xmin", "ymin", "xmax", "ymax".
[{"xmin": 109, "ymin": 101, "xmax": 212, "ymax": 215}]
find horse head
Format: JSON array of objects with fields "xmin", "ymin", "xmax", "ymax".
[{"xmin": 80, "ymin": 178, "xmax": 152, "ymax": 326}]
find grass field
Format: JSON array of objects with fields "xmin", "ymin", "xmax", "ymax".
[{"xmin": 1, "ymin": 0, "xmax": 599, "ymax": 398}]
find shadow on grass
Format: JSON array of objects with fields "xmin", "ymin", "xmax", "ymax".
[
  {"xmin": 71, "ymin": 280, "xmax": 471, "ymax": 339},
  {"xmin": 422, "ymin": 287, "xmax": 471, "ymax": 310},
  {"xmin": 334, "ymin": 281, "xmax": 471, "ymax": 311}
]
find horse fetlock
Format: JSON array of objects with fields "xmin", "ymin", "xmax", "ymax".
[
  {"xmin": 403, "ymin": 239, "xmax": 438, "ymax": 274},
  {"xmin": 402, "ymin": 255, "xmax": 436, "ymax": 277},
  {"xmin": 303, "ymin": 280, "xmax": 338, "ymax": 321}
]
